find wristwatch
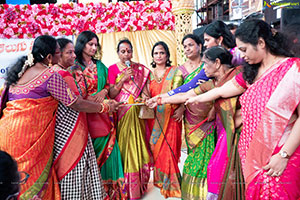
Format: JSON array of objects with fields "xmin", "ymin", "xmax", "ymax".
[{"xmin": 279, "ymin": 150, "xmax": 290, "ymax": 159}]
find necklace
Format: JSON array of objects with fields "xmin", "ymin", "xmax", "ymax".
[{"xmin": 154, "ymin": 68, "xmax": 167, "ymax": 83}]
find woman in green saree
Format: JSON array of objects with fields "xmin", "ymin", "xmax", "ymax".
[{"xmin": 69, "ymin": 31, "xmax": 125, "ymax": 199}]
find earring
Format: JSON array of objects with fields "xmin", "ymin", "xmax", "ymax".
[
  {"xmin": 151, "ymin": 60, "xmax": 156, "ymax": 68},
  {"xmin": 48, "ymin": 61, "xmax": 52, "ymax": 67}
]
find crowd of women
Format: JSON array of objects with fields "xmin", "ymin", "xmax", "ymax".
[{"xmin": 0, "ymin": 18, "xmax": 299, "ymax": 200}]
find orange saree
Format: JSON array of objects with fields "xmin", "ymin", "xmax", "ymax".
[
  {"xmin": 0, "ymin": 96, "xmax": 61, "ymax": 200},
  {"xmin": 148, "ymin": 66, "xmax": 182, "ymax": 198}
]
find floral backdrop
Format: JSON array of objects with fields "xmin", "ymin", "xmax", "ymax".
[{"xmin": 0, "ymin": 0, "xmax": 175, "ymax": 39}]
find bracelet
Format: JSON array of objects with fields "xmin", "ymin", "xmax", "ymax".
[
  {"xmin": 103, "ymin": 103, "xmax": 109, "ymax": 113},
  {"xmin": 99, "ymin": 103, "xmax": 105, "ymax": 113},
  {"xmin": 157, "ymin": 97, "xmax": 162, "ymax": 105},
  {"xmin": 107, "ymin": 103, "xmax": 111, "ymax": 112}
]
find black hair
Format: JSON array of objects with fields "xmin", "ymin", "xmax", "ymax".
[
  {"xmin": 0, "ymin": 151, "xmax": 19, "ymax": 200},
  {"xmin": 203, "ymin": 46, "xmax": 233, "ymax": 67},
  {"xmin": 227, "ymin": 23, "xmax": 238, "ymax": 30},
  {"xmin": 117, "ymin": 38, "xmax": 133, "ymax": 53},
  {"xmin": 235, "ymin": 19, "xmax": 294, "ymax": 84},
  {"xmin": 204, "ymin": 20, "xmax": 236, "ymax": 49},
  {"xmin": 57, "ymin": 38, "xmax": 73, "ymax": 52},
  {"xmin": 282, "ymin": 22, "xmax": 300, "ymax": 58},
  {"xmin": 75, "ymin": 31, "xmax": 100, "ymax": 66},
  {"xmin": 181, "ymin": 33, "xmax": 203, "ymax": 46},
  {"xmin": 151, "ymin": 41, "xmax": 172, "ymax": 68},
  {"xmin": 5, "ymin": 35, "xmax": 57, "ymax": 87}
]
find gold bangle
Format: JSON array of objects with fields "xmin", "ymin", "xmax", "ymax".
[{"xmin": 99, "ymin": 103, "xmax": 105, "ymax": 113}]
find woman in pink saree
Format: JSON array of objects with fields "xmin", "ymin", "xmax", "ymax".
[
  {"xmin": 108, "ymin": 38, "xmax": 151, "ymax": 199},
  {"xmin": 186, "ymin": 19, "xmax": 300, "ymax": 199}
]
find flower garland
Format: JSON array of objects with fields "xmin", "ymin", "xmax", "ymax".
[{"xmin": 0, "ymin": 0, "xmax": 175, "ymax": 39}]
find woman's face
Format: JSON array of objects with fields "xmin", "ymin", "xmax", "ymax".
[
  {"xmin": 60, "ymin": 42, "xmax": 76, "ymax": 68},
  {"xmin": 118, "ymin": 42, "xmax": 133, "ymax": 64},
  {"xmin": 83, "ymin": 37, "xmax": 98, "ymax": 57},
  {"xmin": 183, "ymin": 38, "xmax": 201, "ymax": 59},
  {"xmin": 153, "ymin": 45, "xmax": 168, "ymax": 66},
  {"xmin": 236, "ymin": 38, "xmax": 263, "ymax": 65},
  {"xmin": 204, "ymin": 33, "xmax": 219, "ymax": 49},
  {"xmin": 202, "ymin": 55, "xmax": 218, "ymax": 78}
]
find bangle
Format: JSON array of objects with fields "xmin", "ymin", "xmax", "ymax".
[
  {"xmin": 157, "ymin": 97, "xmax": 162, "ymax": 105},
  {"xmin": 99, "ymin": 103, "xmax": 105, "ymax": 113}
]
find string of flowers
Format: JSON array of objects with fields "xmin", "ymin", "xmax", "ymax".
[{"xmin": 0, "ymin": 0, "xmax": 175, "ymax": 39}]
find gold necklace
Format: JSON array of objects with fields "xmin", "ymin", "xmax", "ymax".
[{"xmin": 154, "ymin": 68, "xmax": 166, "ymax": 83}]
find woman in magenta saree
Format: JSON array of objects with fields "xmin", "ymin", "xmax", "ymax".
[{"xmin": 108, "ymin": 38, "xmax": 151, "ymax": 199}]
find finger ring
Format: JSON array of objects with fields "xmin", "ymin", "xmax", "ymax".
[{"xmin": 274, "ymin": 172, "xmax": 279, "ymax": 176}]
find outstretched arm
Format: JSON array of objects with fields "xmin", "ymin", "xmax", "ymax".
[
  {"xmin": 185, "ymin": 79, "xmax": 245, "ymax": 105},
  {"xmin": 147, "ymin": 89, "xmax": 197, "ymax": 108}
]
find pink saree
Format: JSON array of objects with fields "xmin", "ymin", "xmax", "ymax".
[{"xmin": 238, "ymin": 58, "xmax": 300, "ymax": 199}]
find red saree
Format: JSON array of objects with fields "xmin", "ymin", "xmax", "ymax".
[
  {"xmin": 148, "ymin": 66, "xmax": 182, "ymax": 198},
  {"xmin": 238, "ymin": 58, "xmax": 300, "ymax": 199}
]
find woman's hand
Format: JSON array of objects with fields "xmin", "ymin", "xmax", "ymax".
[
  {"xmin": 172, "ymin": 104, "xmax": 185, "ymax": 122},
  {"xmin": 185, "ymin": 96, "xmax": 200, "ymax": 105},
  {"xmin": 94, "ymin": 89, "xmax": 108, "ymax": 103},
  {"xmin": 207, "ymin": 107, "xmax": 216, "ymax": 121},
  {"xmin": 146, "ymin": 96, "xmax": 158, "ymax": 108},
  {"xmin": 262, "ymin": 153, "xmax": 289, "ymax": 177},
  {"xmin": 122, "ymin": 67, "xmax": 134, "ymax": 82},
  {"xmin": 107, "ymin": 100, "xmax": 120, "ymax": 112}
]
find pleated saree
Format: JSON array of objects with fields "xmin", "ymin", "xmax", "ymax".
[
  {"xmin": 0, "ymin": 68, "xmax": 79, "ymax": 200},
  {"xmin": 108, "ymin": 62, "xmax": 151, "ymax": 199},
  {"xmin": 148, "ymin": 66, "xmax": 182, "ymax": 198},
  {"xmin": 173, "ymin": 64, "xmax": 216, "ymax": 200}
]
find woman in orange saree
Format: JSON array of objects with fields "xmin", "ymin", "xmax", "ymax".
[
  {"xmin": 0, "ymin": 35, "xmax": 110, "ymax": 200},
  {"xmin": 147, "ymin": 41, "xmax": 182, "ymax": 198}
]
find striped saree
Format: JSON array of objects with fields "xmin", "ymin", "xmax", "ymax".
[{"xmin": 0, "ymin": 96, "xmax": 61, "ymax": 200}]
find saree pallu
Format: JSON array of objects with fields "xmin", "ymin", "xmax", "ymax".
[
  {"xmin": 182, "ymin": 75, "xmax": 216, "ymax": 200},
  {"xmin": 70, "ymin": 60, "xmax": 125, "ymax": 199},
  {"xmin": 114, "ymin": 63, "xmax": 151, "ymax": 199},
  {"xmin": 51, "ymin": 66, "xmax": 107, "ymax": 199},
  {"xmin": 238, "ymin": 58, "xmax": 300, "ymax": 199},
  {"xmin": 148, "ymin": 66, "xmax": 182, "ymax": 198},
  {"xmin": 0, "ymin": 96, "xmax": 61, "ymax": 200},
  {"xmin": 206, "ymin": 67, "xmax": 244, "ymax": 200}
]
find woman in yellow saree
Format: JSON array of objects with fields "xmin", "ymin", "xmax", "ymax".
[
  {"xmin": 0, "ymin": 35, "xmax": 111, "ymax": 200},
  {"xmin": 108, "ymin": 38, "xmax": 151, "ymax": 199}
]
